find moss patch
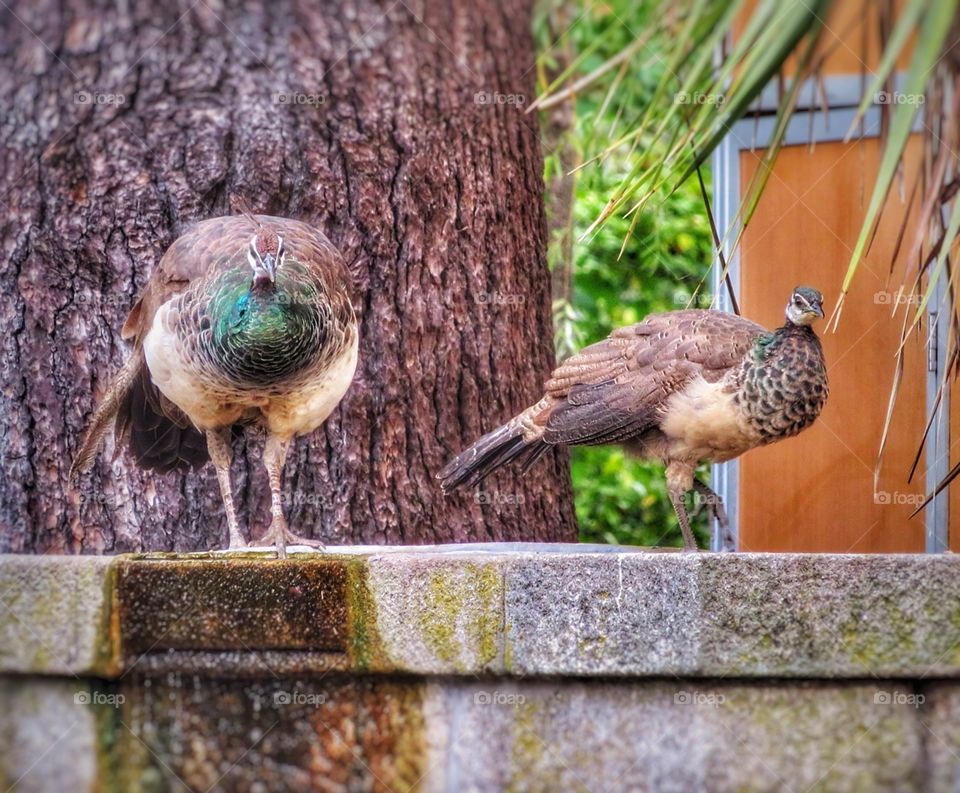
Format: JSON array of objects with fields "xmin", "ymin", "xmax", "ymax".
[
  {"xmin": 344, "ymin": 558, "xmax": 390, "ymax": 671},
  {"xmin": 414, "ymin": 562, "xmax": 502, "ymax": 671}
]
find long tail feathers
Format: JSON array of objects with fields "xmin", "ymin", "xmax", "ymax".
[
  {"xmin": 69, "ymin": 349, "xmax": 144, "ymax": 483},
  {"xmin": 437, "ymin": 416, "xmax": 549, "ymax": 492}
]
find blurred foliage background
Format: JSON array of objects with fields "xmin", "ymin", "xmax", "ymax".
[{"xmin": 533, "ymin": 2, "xmax": 716, "ymax": 547}]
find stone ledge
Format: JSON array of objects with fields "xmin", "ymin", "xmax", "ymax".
[
  {"xmin": 1, "ymin": 546, "xmax": 958, "ymax": 679},
  {"xmin": 0, "ymin": 555, "xmax": 117, "ymax": 677}
]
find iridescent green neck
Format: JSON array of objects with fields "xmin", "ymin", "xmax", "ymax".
[{"xmin": 206, "ymin": 265, "xmax": 324, "ymax": 386}]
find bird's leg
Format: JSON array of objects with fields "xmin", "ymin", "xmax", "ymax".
[
  {"xmin": 206, "ymin": 428, "xmax": 244, "ymax": 550},
  {"xmin": 693, "ymin": 478, "xmax": 735, "ymax": 551},
  {"xmin": 669, "ymin": 491, "xmax": 699, "ymax": 552},
  {"xmin": 666, "ymin": 462, "xmax": 699, "ymax": 552},
  {"xmin": 693, "ymin": 479, "xmax": 729, "ymax": 529},
  {"xmin": 258, "ymin": 433, "xmax": 325, "ymax": 559}
]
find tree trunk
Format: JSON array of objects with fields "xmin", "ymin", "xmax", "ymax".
[{"xmin": 0, "ymin": 0, "xmax": 577, "ymax": 553}]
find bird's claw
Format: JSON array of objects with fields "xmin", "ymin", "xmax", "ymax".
[{"xmin": 256, "ymin": 519, "xmax": 326, "ymax": 560}]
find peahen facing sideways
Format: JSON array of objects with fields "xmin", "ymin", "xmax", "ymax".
[
  {"xmin": 438, "ymin": 286, "xmax": 828, "ymax": 550},
  {"xmin": 71, "ymin": 214, "xmax": 358, "ymax": 558}
]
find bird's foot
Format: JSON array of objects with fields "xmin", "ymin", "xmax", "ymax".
[
  {"xmin": 256, "ymin": 519, "xmax": 326, "ymax": 560},
  {"xmin": 227, "ymin": 533, "xmax": 247, "ymax": 551}
]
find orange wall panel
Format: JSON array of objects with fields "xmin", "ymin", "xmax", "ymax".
[
  {"xmin": 733, "ymin": 0, "xmax": 912, "ymax": 79},
  {"xmin": 736, "ymin": 138, "xmax": 926, "ymax": 552}
]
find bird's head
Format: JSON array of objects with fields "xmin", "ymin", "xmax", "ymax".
[
  {"xmin": 785, "ymin": 286, "xmax": 824, "ymax": 327},
  {"xmin": 247, "ymin": 227, "xmax": 285, "ymax": 289}
]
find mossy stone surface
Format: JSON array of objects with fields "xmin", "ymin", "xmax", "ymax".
[
  {"xmin": 2, "ymin": 548, "xmax": 960, "ymax": 791},
  {"xmin": 0, "ymin": 555, "xmax": 118, "ymax": 676},
  {"xmin": 0, "ymin": 678, "xmax": 98, "ymax": 793},
  {"xmin": 421, "ymin": 679, "xmax": 924, "ymax": 792},
  {"xmin": 697, "ymin": 554, "xmax": 960, "ymax": 677},
  {"xmin": 365, "ymin": 554, "xmax": 505, "ymax": 673}
]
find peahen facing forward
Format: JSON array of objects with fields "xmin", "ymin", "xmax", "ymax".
[
  {"xmin": 71, "ymin": 214, "xmax": 358, "ymax": 557},
  {"xmin": 438, "ymin": 286, "xmax": 828, "ymax": 550}
]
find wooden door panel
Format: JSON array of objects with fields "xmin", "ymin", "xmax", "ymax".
[{"xmin": 736, "ymin": 138, "xmax": 927, "ymax": 552}]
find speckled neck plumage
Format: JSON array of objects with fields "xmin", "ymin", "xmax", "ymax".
[{"xmin": 736, "ymin": 322, "xmax": 828, "ymax": 442}]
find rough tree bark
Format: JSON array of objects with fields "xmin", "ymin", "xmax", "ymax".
[{"xmin": 0, "ymin": 0, "xmax": 578, "ymax": 552}]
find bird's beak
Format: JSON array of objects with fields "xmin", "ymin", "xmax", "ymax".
[
  {"xmin": 811, "ymin": 302, "xmax": 824, "ymax": 318},
  {"xmin": 261, "ymin": 254, "xmax": 277, "ymax": 281},
  {"xmin": 252, "ymin": 254, "xmax": 277, "ymax": 287}
]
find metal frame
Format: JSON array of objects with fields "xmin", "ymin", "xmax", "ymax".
[
  {"xmin": 710, "ymin": 76, "xmax": 949, "ymax": 552},
  {"xmin": 926, "ymin": 271, "xmax": 952, "ymax": 552}
]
